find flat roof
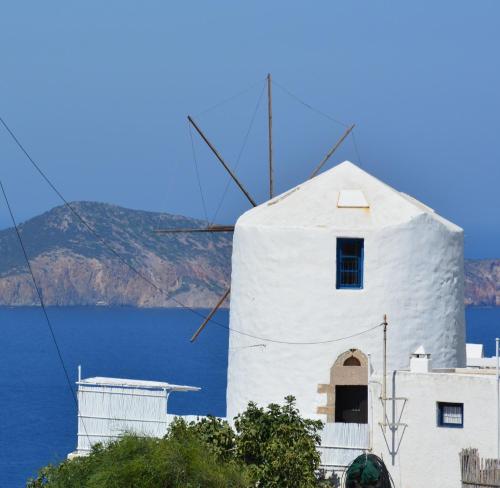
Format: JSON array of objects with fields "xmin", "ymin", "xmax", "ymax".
[
  {"xmin": 401, "ymin": 368, "xmax": 497, "ymax": 377},
  {"xmin": 78, "ymin": 376, "xmax": 201, "ymax": 391}
]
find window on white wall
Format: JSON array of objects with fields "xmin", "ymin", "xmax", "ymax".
[
  {"xmin": 437, "ymin": 402, "xmax": 463, "ymax": 428},
  {"xmin": 336, "ymin": 238, "xmax": 364, "ymax": 289}
]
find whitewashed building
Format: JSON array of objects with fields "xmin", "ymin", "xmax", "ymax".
[
  {"xmin": 225, "ymin": 161, "xmax": 498, "ymax": 487},
  {"xmin": 227, "ymin": 160, "xmax": 465, "ymax": 419},
  {"xmin": 369, "ymin": 355, "xmax": 498, "ymax": 487}
]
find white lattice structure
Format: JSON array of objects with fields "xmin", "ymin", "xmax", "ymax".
[{"xmin": 71, "ymin": 375, "xmax": 200, "ymax": 456}]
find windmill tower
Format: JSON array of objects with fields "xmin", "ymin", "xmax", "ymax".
[
  {"xmin": 157, "ymin": 77, "xmax": 465, "ymax": 424},
  {"xmin": 225, "ymin": 161, "xmax": 465, "ymax": 420},
  {"xmin": 156, "ymin": 74, "xmax": 355, "ymax": 341}
]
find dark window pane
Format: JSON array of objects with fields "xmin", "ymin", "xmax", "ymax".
[
  {"xmin": 335, "ymin": 385, "xmax": 368, "ymax": 423},
  {"xmin": 437, "ymin": 402, "xmax": 463, "ymax": 428},
  {"xmin": 336, "ymin": 238, "xmax": 364, "ymax": 289}
]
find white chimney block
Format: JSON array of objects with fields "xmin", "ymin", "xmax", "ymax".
[{"xmin": 410, "ymin": 346, "xmax": 432, "ymax": 373}]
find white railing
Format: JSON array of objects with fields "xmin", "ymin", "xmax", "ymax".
[{"xmin": 318, "ymin": 423, "xmax": 369, "ymax": 468}]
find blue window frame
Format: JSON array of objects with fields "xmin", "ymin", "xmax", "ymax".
[
  {"xmin": 437, "ymin": 402, "xmax": 463, "ymax": 428},
  {"xmin": 336, "ymin": 238, "xmax": 364, "ymax": 289}
]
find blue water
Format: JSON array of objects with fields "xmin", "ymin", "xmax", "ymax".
[
  {"xmin": 0, "ymin": 307, "xmax": 229, "ymax": 487},
  {"xmin": 465, "ymin": 307, "xmax": 499, "ymax": 357},
  {"xmin": 0, "ymin": 306, "xmax": 498, "ymax": 486}
]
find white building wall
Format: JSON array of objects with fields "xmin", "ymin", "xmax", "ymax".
[
  {"xmin": 76, "ymin": 384, "xmax": 168, "ymax": 453},
  {"xmin": 370, "ymin": 370, "xmax": 498, "ymax": 488},
  {"xmin": 226, "ymin": 211, "xmax": 465, "ymax": 420}
]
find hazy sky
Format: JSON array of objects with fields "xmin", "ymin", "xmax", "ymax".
[{"xmin": 0, "ymin": 1, "xmax": 499, "ymax": 258}]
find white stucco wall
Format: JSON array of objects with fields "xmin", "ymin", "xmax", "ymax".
[
  {"xmin": 226, "ymin": 162, "xmax": 465, "ymax": 421},
  {"xmin": 370, "ymin": 370, "xmax": 498, "ymax": 488}
]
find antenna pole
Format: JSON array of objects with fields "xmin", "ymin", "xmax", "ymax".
[
  {"xmin": 187, "ymin": 116, "xmax": 257, "ymax": 207},
  {"xmin": 496, "ymin": 336, "xmax": 499, "ymax": 459},
  {"xmin": 383, "ymin": 314, "xmax": 388, "ymax": 431},
  {"xmin": 267, "ymin": 73, "xmax": 274, "ymax": 199}
]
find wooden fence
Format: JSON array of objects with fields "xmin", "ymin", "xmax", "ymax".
[{"xmin": 460, "ymin": 448, "xmax": 500, "ymax": 487}]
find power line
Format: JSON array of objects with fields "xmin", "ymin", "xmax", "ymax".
[
  {"xmin": 0, "ymin": 114, "xmax": 381, "ymax": 346},
  {"xmin": 210, "ymin": 80, "xmax": 266, "ymax": 226},
  {"xmin": 351, "ymin": 129, "xmax": 363, "ymax": 166},
  {"xmin": 188, "ymin": 121, "xmax": 209, "ymax": 224},
  {"xmin": 0, "ymin": 116, "xmax": 216, "ymax": 318},
  {"xmin": 195, "ymin": 77, "xmax": 265, "ymax": 117},
  {"xmin": 0, "ymin": 179, "xmax": 91, "ymax": 445},
  {"xmin": 272, "ymin": 79, "xmax": 348, "ymax": 128},
  {"xmin": 228, "ymin": 322, "xmax": 384, "ymax": 346}
]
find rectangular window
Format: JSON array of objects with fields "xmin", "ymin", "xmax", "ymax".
[
  {"xmin": 336, "ymin": 238, "xmax": 364, "ymax": 289},
  {"xmin": 437, "ymin": 402, "xmax": 463, "ymax": 428}
]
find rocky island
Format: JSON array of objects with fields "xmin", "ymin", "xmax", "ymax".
[{"xmin": 0, "ymin": 201, "xmax": 497, "ymax": 308}]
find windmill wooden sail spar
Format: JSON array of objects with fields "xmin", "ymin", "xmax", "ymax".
[
  {"xmin": 155, "ymin": 225, "xmax": 235, "ymax": 234},
  {"xmin": 309, "ymin": 124, "xmax": 355, "ymax": 179},
  {"xmin": 156, "ymin": 74, "xmax": 354, "ymax": 341}
]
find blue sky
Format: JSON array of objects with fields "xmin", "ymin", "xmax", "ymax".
[{"xmin": 0, "ymin": 1, "xmax": 498, "ymax": 257}]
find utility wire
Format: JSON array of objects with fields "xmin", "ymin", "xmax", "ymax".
[
  {"xmin": 351, "ymin": 129, "xmax": 363, "ymax": 166},
  {"xmin": 195, "ymin": 77, "xmax": 265, "ymax": 117},
  {"xmin": 0, "ymin": 114, "xmax": 381, "ymax": 346},
  {"xmin": 233, "ymin": 322, "xmax": 384, "ymax": 346},
  {"xmin": 0, "ymin": 179, "xmax": 91, "ymax": 444},
  {"xmin": 272, "ymin": 79, "xmax": 348, "ymax": 128},
  {"xmin": 188, "ymin": 121, "xmax": 209, "ymax": 224},
  {"xmin": 0, "ymin": 116, "xmax": 214, "ymax": 317},
  {"xmin": 210, "ymin": 80, "xmax": 266, "ymax": 226}
]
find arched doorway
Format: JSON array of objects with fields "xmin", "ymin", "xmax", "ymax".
[{"xmin": 317, "ymin": 349, "xmax": 368, "ymax": 423}]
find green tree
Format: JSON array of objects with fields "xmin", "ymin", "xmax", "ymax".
[
  {"xmin": 169, "ymin": 416, "xmax": 237, "ymax": 462},
  {"xmin": 234, "ymin": 395, "xmax": 324, "ymax": 487},
  {"xmin": 28, "ymin": 396, "xmax": 325, "ymax": 488},
  {"xmin": 27, "ymin": 433, "xmax": 250, "ymax": 488}
]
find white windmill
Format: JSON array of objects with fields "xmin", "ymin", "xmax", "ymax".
[{"xmin": 157, "ymin": 76, "xmax": 465, "ymax": 426}]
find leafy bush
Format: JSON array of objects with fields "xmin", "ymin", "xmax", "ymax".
[
  {"xmin": 27, "ymin": 432, "xmax": 250, "ymax": 488},
  {"xmin": 169, "ymin": 416, "xmax": 237, "ymax": 463},
  {"xmin": 171, "ymin": 396, "xmax": 324, "ymax": 487},
  {"xmin": 28, "ymin": 396, "xmax": 325, "ymax": 488}
]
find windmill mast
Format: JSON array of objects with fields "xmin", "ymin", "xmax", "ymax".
[
  {"xmin": 267, "ymin": 73, "xmax": 274, "ymax": 199},
  {"xmin": 154, "ymin": 75, "xmax": 355, "ymax": 342}
]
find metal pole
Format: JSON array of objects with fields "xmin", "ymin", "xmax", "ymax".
[
  {"xmin": 391, "ymin": 370, "xmax": 397, "ymax": 465},
  {"xmin": 367, "ymin": 353, "xmax": 372, "ymax": 451},
  {"xmin": 267, "ymin": 73, "xmax": 274, "ymax": 199},
  {"xmin": 496, "ymin": 337, "xmax": 499, "ymax": 459},
  {"xmin": 383, "ymin": 314, "xmax": 388, "ymax": 431}
]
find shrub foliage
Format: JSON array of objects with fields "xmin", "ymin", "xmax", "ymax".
[
  {"xmin": 28, "ymin": 396, "xmax": 324, "ymax": 488},
  {"xmin": 234, "ymin": 395, "xmax": 323, "ymax": 487},
  {"xmin": 27, "ymin": 432, "xmax": 249, "ymax": 488}
]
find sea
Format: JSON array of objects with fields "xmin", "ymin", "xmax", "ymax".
[{"xmin": 0, "ymin": 306, "xmax": 498, "ymax": 487}]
